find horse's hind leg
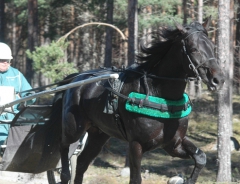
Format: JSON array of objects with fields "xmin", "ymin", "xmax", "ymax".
[
  {"xmin": 129, "ymin": 141, "xmax": 143, "ymax": 184},
  {"xmin": 74, "ymin": 127, "xmax": 110, "ymax": 184},
  {"xmin": 60, "ymin": 144, "xmax": 71, "ymax": 184},
  {"xmin": 165, "ymin": 137, "xmax": 206, "ymax": 184}
]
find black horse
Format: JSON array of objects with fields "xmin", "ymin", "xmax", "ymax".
[{"xmin": 53, "ymin": 17, "xmax": 225, "ymax": 184}]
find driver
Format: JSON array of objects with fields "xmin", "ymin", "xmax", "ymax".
[{"xmin": 0, "ymin": 42, "xmax": 35, "ymax": 146}]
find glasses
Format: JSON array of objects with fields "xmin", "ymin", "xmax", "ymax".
[{"xmin": 0, "ymin": 59, "xmax": 11, "ymax": 63}]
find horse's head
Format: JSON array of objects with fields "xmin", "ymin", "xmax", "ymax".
[{"xmin": 175, "ymin": 17, "xmax": 225, "ymax": 91}]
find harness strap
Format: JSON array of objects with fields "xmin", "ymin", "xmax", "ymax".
[
  {"xmin": 105, "ymin": 87, "xmax": 130, "ymax": 101},
  {"xmin": 181, "ymin": 40, "xmax": 202, "ymax": 81},
  {"xmin": 129, "ymin": 98, "xmax": 190, "ymax": 112},
  {"xmin": 181, "ymin": 31, "xmax": 217, "ymax": 82},
  {"xmin": 105, "ymin": 74, "xmax": 128, "ymax": 141}
]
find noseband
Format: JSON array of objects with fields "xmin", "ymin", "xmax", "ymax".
[{"xmin": 181, "ymin": 31, "xmax": 216, "ymax": 82}]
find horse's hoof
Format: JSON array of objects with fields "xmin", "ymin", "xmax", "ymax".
[
  {"xmin": 184, "ymin": 178, "xmax": 196, "ymax": 184},
  {"xmin": 57, "ymin": 181, "xmax": 69, "ymax": 184},
  {"xmin": 167, "ymin": 176, "xmax": 184, "ymax": 184}
]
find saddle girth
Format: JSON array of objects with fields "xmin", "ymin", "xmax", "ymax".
[{"xmin": 103, "ymin": 72, "xmax": 128, "ymax": 141}]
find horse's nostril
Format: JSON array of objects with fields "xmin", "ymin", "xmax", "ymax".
[{"xmin": 212, "ymin": 78, "xmax": 219, "ymax": 86}]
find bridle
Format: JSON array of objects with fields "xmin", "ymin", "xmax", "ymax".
[
  {"xmin": 181, "ymin": 31, "xmax": 216, "ymax": 82},
  {"xmin": 137, "ymin": 30, "xmax": 217, "ymax": 83}
]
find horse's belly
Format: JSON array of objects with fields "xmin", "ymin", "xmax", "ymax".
[{"xmin": 80, "ymin": 85, "xmax": 187, "ymax": 148}]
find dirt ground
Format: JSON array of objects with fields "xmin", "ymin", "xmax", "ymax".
[
  {"xmin": 0, "ymin": 181, "xmax": 19, "ymax": 184},
  {"xmin": 0, "ymin": 171, "xmax": 49, "ymax": 184}
]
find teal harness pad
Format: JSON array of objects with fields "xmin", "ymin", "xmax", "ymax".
[{"xmin": 125, "ymin": 92, "xmax": 191, "ymax": 118}]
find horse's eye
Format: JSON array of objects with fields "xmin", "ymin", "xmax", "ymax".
[{"xmin": 190, "ymin": 48, "xmax": 198, "ymax": 53}]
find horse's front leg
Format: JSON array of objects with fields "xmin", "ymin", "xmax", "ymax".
[
  {"xmin": 182, "ymin": 137, "xmax": 206, "ymax": 184},
  {"xmin": 60, "ymin": 144, "xmax": 71, "ymax": 184},
  {"xmin": 164, "ymin": 136, "xmax": 206, "ymax": 184},
  {"xmin": 129, "ymin": 141, "xmax": 143, "ymax": 184}
]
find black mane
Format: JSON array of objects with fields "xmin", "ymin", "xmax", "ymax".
[{"xmin": 136, "ymin": 21, "xmax": 208, "ymax": 71}]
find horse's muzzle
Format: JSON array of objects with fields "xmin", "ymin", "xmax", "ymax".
[{"xmin": 207, "ymin": 76, "xmax": 225, "ymax": 91}]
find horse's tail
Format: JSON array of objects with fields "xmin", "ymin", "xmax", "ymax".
[
  {"xmin": 50, "ymin": 73, "xmax": 80, "ymax": 126},
  {"xmin": 47, "ymin": 73, "xmax": 79, "ymax": 130},
  {"xmin": 38, "ymin": 73, "xmax": 80, "ymax": 168},
  {"xmin": 43, "ymin": 73, "xmax": 80, "ymax": 149}
]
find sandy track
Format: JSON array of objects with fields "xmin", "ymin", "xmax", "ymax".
[{"xmin": 0, "ymin": 171, "xmax": 49, "ymax": 184}]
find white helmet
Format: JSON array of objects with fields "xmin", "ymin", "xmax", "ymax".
[{"xmin": 0, "ymin": 42, "xmax": 13, "ymax": 59}]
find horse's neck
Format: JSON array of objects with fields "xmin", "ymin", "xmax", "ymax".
[{"xmin": 149, "ymin": 46, "xmax": 187, "ymax": 100}]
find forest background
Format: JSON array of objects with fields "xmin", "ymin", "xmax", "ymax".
[
  {"xmin": 0, "ymin": 0, "xmax": 239, "ymax": 183},
  {"xmin": 0, "ymin": 0, "xmax": 227, "ymax": 87}
]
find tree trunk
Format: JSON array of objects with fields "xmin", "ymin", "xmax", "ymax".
[
  {"xmin": 198, "ymin": 0, "xmax": 203, "ymax": 23},
  {"xmin": 80, "ymin": 12, "xmax": 91, "ymax": 71},
  {"xmin": 104, "ymin": 0, "xmax": 114, "ymax": 67},
  {"xmin": 127, "ymin": 0, "xmax": 138, "ymax": 66},
  {"xmin": 216, "ymin": 0, "xmax": 232, "ymax": 182},
  {"xmin": 27, "ymin": 0, "xmax": 38, "ymax": 84},
  {"xmin": 182, "ymin": 0, "xmax": 187, "ymax": 24},
  {"xmin": 190, "ymin": 0, "xmax": 195, "ymax": 20},
  {"xmin": 0, "ymin": 0, "xmax": 5, "ymax": 42},
  {"xmin": 235, "ymin": 0, "xmax": 240, "ymax": 94},
  {"xmin": 196, "ymin": 0, "xmax": 203, "ymax": 98},
  {"xmin": 124, "ymin": 29, "xmax": 128, "ymax": 67},
  {"xmin": 229, "ymin": 0, "xmax": 234, "ymax": 135},
  {"xmin": 188, "ymin": 0, "xmax": 196, "ymax": 98},
  {"xmin": 69, "ymin": 5, "xmax": 75, "ymax": 64},
  {"xmin": 12, "ymin": 7, "xmax": 17, "ymax": 68},
  {"xmin": 125, "ymin": 1, "xmax": 138, "ymax": 165},
  {"xmin": 143, "ymin": 6, "xmax": 152, "ymax": 45}
]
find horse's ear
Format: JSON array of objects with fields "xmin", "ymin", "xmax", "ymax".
[
  {"xmin": 175, "ymin": 22, "xmax": 187, "ymax": 34},
  {"xmin": 202, "ymin": 16, "xmax": 211, "ymax": 31}
]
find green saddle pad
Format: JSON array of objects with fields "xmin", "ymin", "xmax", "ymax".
[{"xmin": 125, "ymin": 92, "xmax": 191, "ymax": 118}]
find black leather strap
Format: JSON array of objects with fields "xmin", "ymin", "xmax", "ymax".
[
  {"xmin": 129, "ymin": 98, "xmax": 190, "ymax": 112},
  {"xmin": 105, "ymin": 87, "xmax": 190, "ymax": 113}
]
